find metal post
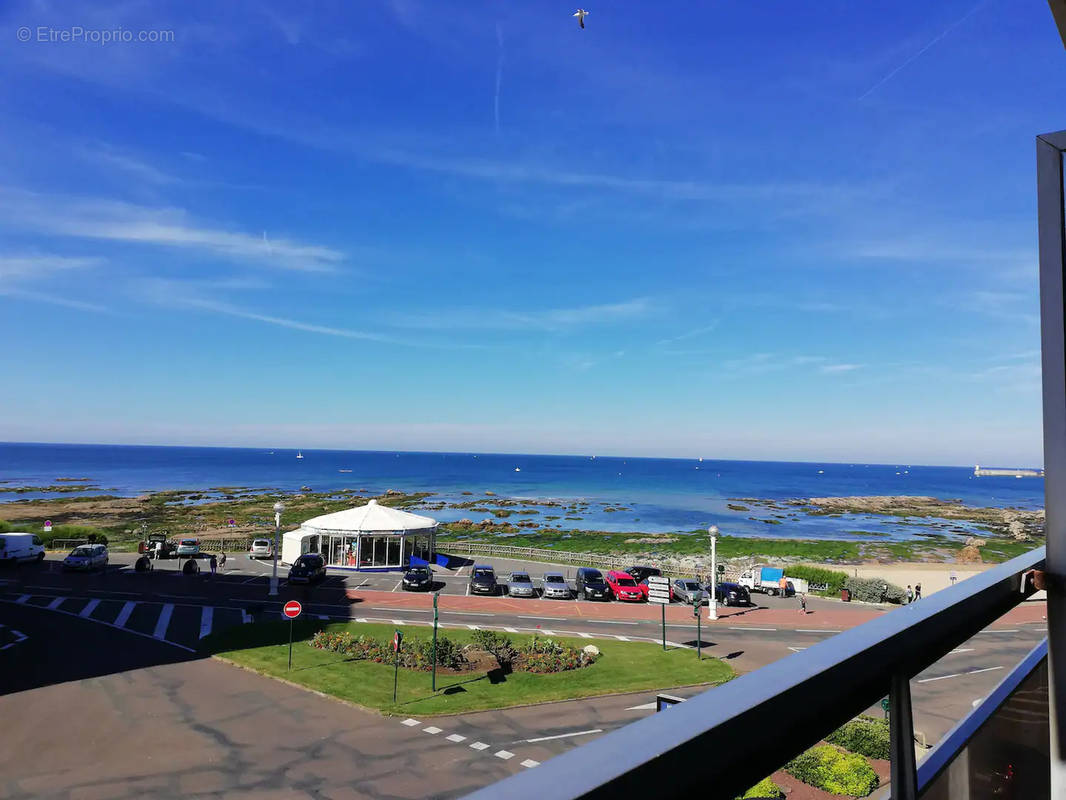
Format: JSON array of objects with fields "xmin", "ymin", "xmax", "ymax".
[
  {"xmin": 393, "ymin": 644, "xmax": 400, "ymax": 702},
  {"xmin": 269, "ymin": 502, "xmax": 283, "ymax": 597},
  {"xmin": 432, "ymin": 591, "xmax": 439, "ymax": 691},
  {"xmin": 661, "ymin": 604, "xmax": 666, "ymax": 652},
  {"xmin": 696, "ymin": 600, "xmax": 702, "ymax": 660},
  {"xmin": 889, "ymin": 673, "xmax": 917, "ymax": 800},
  {"xmin": 709, "ymin": 531, "xmax": 718, "ymax": 621},
  {"xmin": 287, "ymin": 617, "xmax": 294, "ymax": 671}
]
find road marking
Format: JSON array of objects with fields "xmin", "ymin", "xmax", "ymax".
[
  {"xmin": 446, "ymin": 733, "xmax": 467, "ymax": 742},
  {"xmin": 401, "ymin": 718, "xmax": 421, "ymax": 727},
  {"xmin": 583, "ymin": 619, "xmax": 640, "ymax": 625},
  {"xmin": 80, "ymin": 599, "xmax": 100, "ymax": 617},
  {"xmin": 443, "ymin": 610, "xmax": 495, "ymax": 616},
  {"xmin": 88, "ymin": 589, "xmax": 140, "ymax": 596},
  {"xmin": 614, "ymin": 635, "xmax": 630, "ymax": 641},
  {"xmin": 241, "ymin": 576, "xmax": 262, "ymax": 584},
  {"xmin": 392, "ymin": 619, "xmax": 405, "ymax": 625},
  {"xmin": 46, "ymin": 597, "xmax": 64, "ymax": 610},
  {"xmin": 729, "ymin": 626, "xmax": 777, "ymax": 632},
  {"xmin": 977, "ymin": 629, "xmax": 1018, "ymax": 634},
  {"xmin": 626, "ymin": 702, "xmax": 657, "ymax": 711},
  {"xmin": 114, "ymin": 601, "xmax": 136, "ymax": 627},
  {"xmin": 494, "ymin": 750, "xmax": 515, "ymax": 760},
  {"xmin": 15, "ymin": 595, "xmax": 30, "ymax": 604},
  {"xmin": 371, "ymin": 607, "xmax": 430, "ymax": 613},
  {"xmin": 241, "ymin": 610, "xmax": 252, "ymax": 624},
  {"xmin": 518, "ymin": 615, "xmax": 566, "ymax": 621},
  {"xmin": 520, "ymin": 759, "xmax": 540, "ymax": 768},
  {"xmin": 578, "ymin": 632, "xmax": 592, "ymax": 638},
  {"xmin": 525, "ymin": 729, "xmax": 603, "ymax": 743},
  {"xmin": 539, "ymin": 629, "xmax": 556, "ymax": 636},
  {"xmin": 318, "ymin": 614, "xmax": 330, "ymax": 620},
  {"xmin": 918, "ymin": 666, "xmax": 1004, "ymax": 684},
  {"xmin": 355, "ymin": 617, "xmax": 368, "ymax": 623},
  {"xmin": 796, "ymin": 629, "xmax": 841, "ymax": 634},
  {"xmin": 392, "ymin": 580, "xmax": 403, "ymax": 592},
  {"xmin": 199, "ymin": 606, "xmax": 214, "ymax": 639},
  {"xmin": 788, "ymin": 647, "xmax": 807, "ymax": 652},
  {"xmin": 948, "ymin": 648, "xmax": 975, "ymax": 655},
  {"xmin": 154, "ymin": 604, "xmax": 174, "ymax": 639},
  {"xmin": 470, "ymin": 742, "xmax": 489, "ymax": 751},
  {"xmin": 157, "ymin": 594, "xmax": 207, "ymax": 601},
  {"xmin": 423, "ymin": 726, "xmax": 443, "ymax": 734},
  {"xmin": 504, "ymin": 627, "xmax": 519, "ymax": 633},
  {"xmin": 465, "ymin": 584, "xmax": 470, "ymax": 596}
]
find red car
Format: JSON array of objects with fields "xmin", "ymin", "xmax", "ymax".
[{"xmin": 606, "ymin": 570, "xmax": 645, "ymax": 602}]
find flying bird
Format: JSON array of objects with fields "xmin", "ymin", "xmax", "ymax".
[{"xmin": 573, "ymin": 9, "xmax": 588, "ymax": 29}]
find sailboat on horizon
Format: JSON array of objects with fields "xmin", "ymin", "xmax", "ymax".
[{"xmin": 296, "ymin": 451, "xmax": 304, "ymax": 459}]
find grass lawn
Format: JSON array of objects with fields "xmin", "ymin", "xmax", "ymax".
[{"xmin": 204, "ymin": 621, "xmax": 734, "ymax": 716}]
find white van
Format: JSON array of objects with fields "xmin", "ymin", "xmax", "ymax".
[{"xmin": 0, "ymin": 533, "xmax": 46, "ymax": 565}]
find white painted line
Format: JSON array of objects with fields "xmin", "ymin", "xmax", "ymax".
[
  {"xmin": 392, "ymin": 619, "xmax": 406, "ymax": 626},
  {"xmin": 442, "ymin": 610, "xmax": 495, "ymax": 616},
  {"xmin": 241, "ymin": 610, "xmax": 252, "ymax": 624},
  {"xmin": 494, "ymin": 750, "xmax": 515, "ymax": 760},
  {"xmin": 446, "ymin": 733, "xmax": 467, "ymax": 743},
  {"xmin": 948, "ymin": 648, "xmax": 975, "ymax": 655},
  {"xmin": 401, "ymin": 718, "xmax": 421, "ymax": 727},
  {"xmin": 392, "ymin": 580, "xmax": 403, "ymax": 592},
  {"xmin": 88, "ymin": 589, "xmax": 140, "ymax": 596},
  {"xmin": 470, "ymin": 741, "xmax": 489, "ymax": 751},
  {"xmin": 788, "ymin": 647, "xmax": 807, "ymax": 652},
  {"xmin": 584, "ymin": 620, "xmax": 640, "ymax": 625},
  {"xmin": 521, "ymin": 759, "xmax": 540, "ymax": 769},
  {"xmin": 625, "ymin": 702, "xmax": 657, "ymax": 711},
  {"xmin": 518, "ymin": 615, "xmax": 565, "ymax": 621},
  {"xmin": 355, "ymin": 617, "xmax": 368, "ymax": 623},
  {"xmin": 423, "ymin": 726, "xmax": 443, "ymax": 734},
  {"xmin": 157, "ymin": 594, "xmax": 208, "ymax": 601},
  {"xmin": 539, "ymin": 629, "xmax": 556, "ymax": 636},
  {"xmin": 318, "ymin": 614, "xmax": 330, "ymax": 620},
  {"xmin": 15, "ymin": 595, "xmax": 30, "ymax": 604},
  {"xmin": 46, "ymin": 597, "xmax": 64, "ymax": 611},
  {"xmin": 465, "ymin": 584, "xmax": 470, "ymax": 596},
  {"xmin": 467, "ymin": 624, "xmax": 480, "ymax": 630},
  {"xmin": 114, "ymin": 601, "xmax": 136, "ymax": 628},
  {"xmin": 154, "ymin": 604, "xmax": 175, "ymax": 639},
  {"xmin": 578, "ymin": 632, "xmax": 592, "ymax": 639},
  {"xmin": 525, "ymin": 729, "xmax": 603, "ymax": 743},
  {"xmin": 241, "ymin": 576, "xmax": 262, "ymax": 584},
  {"xmin": 199, "ymin": 606, "xmax": 214, "ymax": 639},
  {"xmin": 796, "ymin": 629, "xmax": 841, "ymax": 634},
  {"xmin": 614, "ymin": 635, "xmax": 630, "ymax": 641},
  {"xmin": 977, "ymin": 629, "xmax": 1018, "ymax": 634},
  {"xmin": 504, "ymin": 627, "xmax": 519, "ymax": 633},
  {"xmin": 371, "ymin": 607, "xmax": 430, "ymax": 613},
  {"xmin": 729, "ymin": 626, "xmax": 777, "ymax": 632},
  {"xmin": 918, "ymin": 666, "xmax": 1004, "ymax": 684},
  {"xmin": 80, "ymin": 599, "xmax": 100, "ymax": 617}
]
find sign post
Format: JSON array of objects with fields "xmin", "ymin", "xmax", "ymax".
[
  {"xmin": 882, "ymin": 696, "xmax": 890, "ymax": 719},
  {"xmin": 694, "ymin": 594, "xmax": 703, "ymax": 660},
  {"xmin": 283, "ymin": 600, "xmax": 302, "ymax": 670},
  {"xmin": 393, "ymin": 629, "xmax": 403, "ymax": 702},
  {"xmin": 431, "ymin": 592, "xmax": 440, "ymax": 691},
  {"xmin": 647, "ymin": 576, "xmax": 670, "ymax": 651}
]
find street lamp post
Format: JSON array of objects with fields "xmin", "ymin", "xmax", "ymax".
[
  {"xmin": 708, "ymin": 525, "xmax": 719, "ymax": 621},
  {"xmin": 270, "ymin": 501, "xmax": 284, "ymax": 596}
]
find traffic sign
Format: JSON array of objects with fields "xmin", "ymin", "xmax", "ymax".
[
  {"xmin": 647, "ymin": 576, "xmax": 669, "ymax": 586},
  {"xmin": 43, "ymin": 520, "xmax": 52, "ymax": 532},
  {"xmin": 648, "ymin": 590, "xmax": 670, "ymax": 605},
  {"xmin": 393, "ymin": 629, "xmax": 403, "ymax": 652},
  {"xmin": 648, "ymin": 576, "xmax": 670, "ymax": 605},
  {"xmin": 283, "ymin": 600, "xmax": 302, "ymax": 619}
]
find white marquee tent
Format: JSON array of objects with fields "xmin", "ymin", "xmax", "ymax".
[{"xmin": 281, "ymin": 499, "xmax": 438, "ymax": 570}]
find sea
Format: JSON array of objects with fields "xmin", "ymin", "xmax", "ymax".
[{"xmin": 0, "ymin": 442, "xmax": 1046, "ymax": 543}]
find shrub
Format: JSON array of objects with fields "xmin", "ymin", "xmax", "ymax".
[
  {"xmin": 472, "ymin": 629, "xmax": 517, "ymax": 667},
  {"xmin": 844, "ymin": 576, "xmax": 905, "ymax": 604},
  {"xmin": 787, "ymin": 565, "xmax": 847, "ymax": 595},
  {"xmin": 786, "ymin": 745, "xmax": 879, "ymax": 797},
  {"xmin": 735, "ymin": 777, "xmax": 783, "ymax": 799},
  {"xmin": 518, "ymin": 636, "xmax": 598, "ymax": 674},
  {"xmin": 310, "ymin": 630, "xmax": 467, "ymax": 670},
  {"xmin": 827, "ymin": 716, "xmax": 890, "ymax": 760}
]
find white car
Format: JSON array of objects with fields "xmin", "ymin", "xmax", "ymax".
[
  {"xmin": 249, "ymin": 539, "xmax": 273, "ymax": 559},
  {"xmin": 175, "ymin": 538, "xmax": 200, "ymax": 557},
  {"xmin": 63, "ymin": 543, "xmax": 109, "ymax": 572},
  {"xmin": 0, "ymin": 532, "xmax": 46, "ymax": 566}
]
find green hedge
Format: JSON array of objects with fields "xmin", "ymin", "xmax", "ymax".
[
  {"xmin": 735, "ymin": 777, "xmax": 783, "ymax": 799},
  {"xmin": 786, "ymin": 565, "xmax": 848, "ymax": 595},
  {"xmin": 827, "ymin": 716, "xmax": 890, "ymax": 760},
  {"xmin": 786, "ymin": 745, "xmax": 879, "ymax": 797},
  {"xmin": 845, "ymin": 576, "xmax": 905, "ymax": 604},
  {"xmin": 0, "ymin": 520, "xmax": 108, "ymax": 547}
]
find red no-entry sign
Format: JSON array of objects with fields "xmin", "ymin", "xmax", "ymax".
[{"xmin": 283, "ymin": 600, "xmax": 302, "ymax": 619}]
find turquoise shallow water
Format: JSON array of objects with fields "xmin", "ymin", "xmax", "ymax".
[{"xmin": 0, "ymin": 442, "xmax": 1044, "ymax": 541}]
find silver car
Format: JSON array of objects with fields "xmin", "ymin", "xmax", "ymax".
[
  {"xmin": 507, "ymin": 571, "xmax": 536, "ymax": 598},
  {"xmin": 63, "ymin": 543, "xmax": 108, "ymax": 572},
  {"xmin": 542, "ymin": 572, "xmax": 572, "ymax": 599},
  {"xmin": 248, "ymin": 538, "xmax": 273, "ymax": 559},
  {"xmin": 671, "ymin": 578, "xmax": 707, "ymax": 605}
]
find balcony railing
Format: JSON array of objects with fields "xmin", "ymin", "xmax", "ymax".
[{"xmin": 463, "ymin": 547, "xmax": 1046, "ymax": 800}]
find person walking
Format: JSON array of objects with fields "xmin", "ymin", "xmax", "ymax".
[
  {"xmin": 906, "ymin": 584, "xmax": 914, "ymax": 605},
  {"xmin": 209, "ymin": 553, "xmax": 217, "ymax": 578},
  {"xmin": 949, "ymin": 571, "xmax": 957, "ymax": 586},
  {"xmin": 218, "ymin": 550, "xmax": 227, "ymax": 570},
  {"xmin": 799, "ymin": 593, "xmax": 807, "ymax": 615},
  {"xmin": 778, "ymin": 575, "xmax": 788, "ymax": 598},
  {"xmin": 914, "ymin": 582, "xmax": 922, "ymax": 601}
]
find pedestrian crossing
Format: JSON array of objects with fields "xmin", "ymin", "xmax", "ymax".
[{"xmin": 2, "ymin": 593, "xmax": 253, "ymax": 651}]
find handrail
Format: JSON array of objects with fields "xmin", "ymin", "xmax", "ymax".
[{"xmin": 462, "ymin": 546, "xmax": 1045, "ymax": 800}]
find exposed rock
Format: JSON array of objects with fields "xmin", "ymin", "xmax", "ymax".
[{"xmin": 582, "ymin": 645, "xmax": 600, "ymax": 657}]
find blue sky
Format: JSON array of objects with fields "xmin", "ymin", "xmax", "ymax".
[{"xmin": 0, "ymin": 0, "xmax": 1060, "ymax": 465}]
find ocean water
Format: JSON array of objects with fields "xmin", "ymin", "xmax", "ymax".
[{"xmin": 0, "ymin": 442, "xmax": 1046, "ymax": 541}]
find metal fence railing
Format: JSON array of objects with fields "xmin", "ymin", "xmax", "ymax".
[{"xmin": 463, "ymin": 547, "xmax": 1046, "ymax": 800}]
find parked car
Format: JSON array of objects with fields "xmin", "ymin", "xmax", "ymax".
[
  {"xmin": 672, "ymin": 578, "xmax": 707, "ymax": 605},
  {"xmin": 175, "ymin": 538, "xmax": 201, "ymax": 557},
  {"xmin": 0, "ymin": 532, "xmax": 45, "ymax": 566},
  {"xmin": 606, "ymin": 570, "xmax": 645, "ymax": 602},
  {"xmin": 711, "ymin": 581, "xmax": 751, "ymax": 607},
  {"xmin": 575, "ymin": 567, "xmax": 611, "ymax": 601},
  {"xmin": 507, "ymin": 571, "xmax": 536, "ymax": 598},
  {"xmin": 401, "ymin": 565, "xmax": 434, "ymax": 591},
  {"xmin": 288, "ymin": 553, "xmax": 326, "ymax": 584},
  {"xmin": 541, "ymin": 572, "xmax": 572, "ymax": 599},
  {"xmin": 469, "ymin": 564, "xmax": 498, "ymax": 595},
  {"xmin": 248, "ymin": 538, "xmax": 273, "ymax": 559},
  {"xmin": 62, "ymin": 543, "xmax": 108, "ymax": 572},
  {"xmin": 625, "ymin": 565, "xmax": 662, "ymax": 583}
]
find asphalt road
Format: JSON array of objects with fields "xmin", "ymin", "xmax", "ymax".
[{"xmin": 0, "ymin": 555, "xmax": 1048, "ymax": 799}]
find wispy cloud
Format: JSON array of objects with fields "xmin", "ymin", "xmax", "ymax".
[
  {"xmin": 0, "ymin": 187, "xmax": 344, "ymax": 272},
  {"xmin": 0, "ymin": 287, "xmax": 109, "ymax": 313},
  {"xmin": 494, "ymin": 22, "xmax": 504, "ymax": 135},
  {"xmin": 657, "ymin": 321, "xmax": 720, "ymax": 346},
  {"xmin": 819, "ymin": 363, "xmax": 864, "ymax": 374},
  {"xmin": 0, "ymin": 253, "xmax": 108, "ymax": 312},
  {"xmin": 79, "ymin": 143, "xmax": 181, "ymax": 186},
  {"xmin": 388, "ymin": 298, "xmax": 654, "ymax": 332}
]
